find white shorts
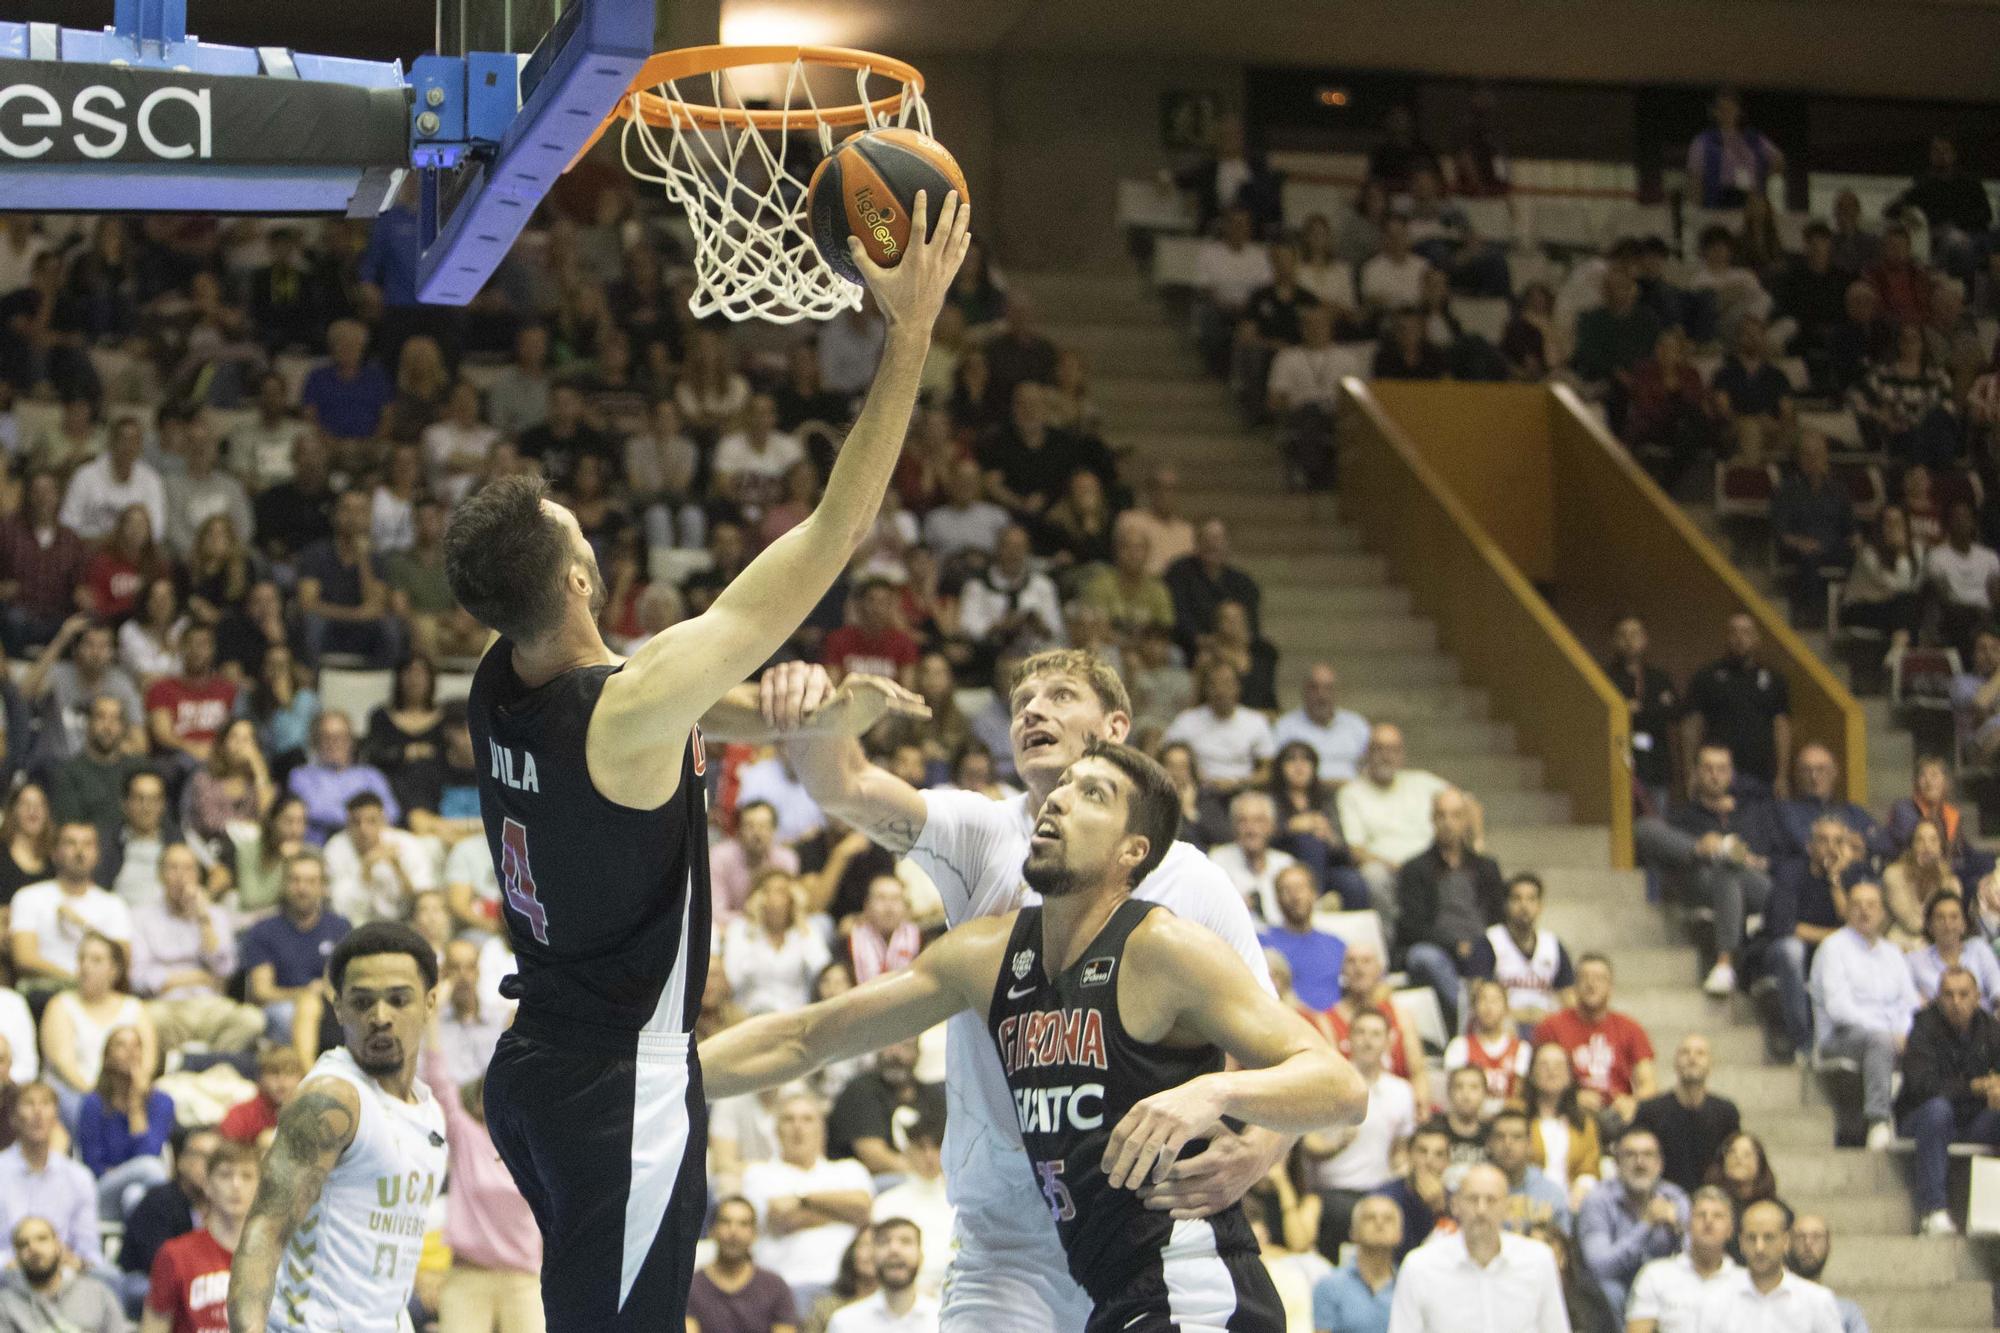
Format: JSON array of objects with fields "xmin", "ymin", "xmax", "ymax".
[{"xmin": 939, "ymin": 1236, "xmax": 1093, "ymax": 1333}]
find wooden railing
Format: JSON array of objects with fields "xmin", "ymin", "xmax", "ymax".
[{"xmin": 1340, "ymin": 381, "xmax": 1634, "ymax": 867}]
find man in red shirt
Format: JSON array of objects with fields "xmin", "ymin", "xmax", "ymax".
[
  {"xmin": 144, "ymin": 623, "xmax": 238, "ymax": 767},
  {"xmin": 1534, "ymin": 952, "xmax": 1658, "ymax": 1131},
  {"xmin": 218, "ymin": 1046, "xmax": 303, "ymax": 1146},
  {"xmin": 821, "ymin": 577, "xmax": 919, "ymax": 687},
  {"xmin": 143, "ymin": 1138, "xmax": 259, "ymax": 1333}
]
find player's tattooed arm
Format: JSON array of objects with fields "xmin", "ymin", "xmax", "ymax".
[
  {"xmin": 786, "ymin": 733, "xmax": 929, "ymax": 855},
  {"xmin": 228, "ymin": 1080, "xmax": 359, "ymax": 1333}
]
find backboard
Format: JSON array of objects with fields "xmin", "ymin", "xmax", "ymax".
[{"xmin": 0, "ymin": 0, "xmax": 654, "ymax": 304}]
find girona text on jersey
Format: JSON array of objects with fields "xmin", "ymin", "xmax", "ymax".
[{"xmin": 996, "ymin": 1008, "xmax": 1109, "ymax": 1132}]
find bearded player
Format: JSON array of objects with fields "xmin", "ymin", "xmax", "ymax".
[{"xmin": 702, "ymin": 741, "xmax": 1366, "ymax": 1332}]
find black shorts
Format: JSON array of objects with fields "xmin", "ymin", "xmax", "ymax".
[
  {"xmin": 483, "ymin": 1024, "xmax": 708, "ymax": 1331},
  {"xmin": 1086, "ymin": 1249, "xmax": 1284, "ymax": 1333}
]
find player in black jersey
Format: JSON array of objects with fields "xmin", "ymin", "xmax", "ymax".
[
  {"xmin": 443, "ymin": 191, "xmax": 969, "ymax": 1333},
  {"xmin": 701, "ymin": 740, "xmax": 1367, "ymax": 1332}
]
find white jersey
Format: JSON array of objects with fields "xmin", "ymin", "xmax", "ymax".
[
  {"xmin": 908, "ymin": 790, "xmax": 1274, "ymax": 1258},
  {"xmin": 268, "ymin": 1047, "xmax": 448, "ymax": 1333}
]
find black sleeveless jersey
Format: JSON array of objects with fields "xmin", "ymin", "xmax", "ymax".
[
  {"xmin": 467, "ymin": 644, "xmax": 710, "ymax": 1055},
  {"xmin": 985, "ymin": 897, "xmax": 1258, "ymax": 1301}
]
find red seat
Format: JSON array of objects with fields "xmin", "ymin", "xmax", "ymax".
[{"xmin": 1717, "ymin": 462, "xmax": 1777, "ymax": 519}]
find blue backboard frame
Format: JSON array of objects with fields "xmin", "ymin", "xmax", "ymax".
[{"xmin": 0, "ymin": 0, "xmax": 655, "ymax": 305}]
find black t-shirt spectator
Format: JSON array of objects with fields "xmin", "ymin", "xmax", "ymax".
[
  {"xmin": 1373, "ymin": 340, "xmax": 1450, "ymax": 381},
  {"xmin": 773, "ymin": 383, "xmax": 851, "ymax": 433},
  {"xmin": 517, "ymin": 420, "xmax": 616, "ymax": 493},
  {"xmin": 396, "ymin": 753, "xmax": 480, "ymax": 824},
  {"xmin": 1713, "ymin": 357, "xmax": 1792, "ymax": 419},
  {"xmin": 254, "ymin": 480, "xmax": 335, "ymax": 561},
  {"xmin": 1606, "ymin": 661, "xmax": 1681, "ymax": 791},
  {"xmin": 1246, "ymin": 283, "xmax": 1319, "ymax": 345},
  {"xmin": 216, "ymin": 611, "xmax": 294, "ymax": 679},
  {"xmin": 1687, "ymin": 656, "xmax": 1790, "ymax": 786},
  {"xmin": 1771, "ymin": 261, "xmax": 1854, "ymax": 353},
  {"xmin": 120, "ymin": 1179, "xmax": 197, "ymax": 1277},
  {"xmin": 1163, "ymin": 554, "xmax": 1263, "ymax": 644},
  {"xmin": 826, "ymin": 1071, "xmax": 947, "ymax": 1163},
  {"xmin": 295, "ymin": 539, "xmax": 387, "ymax": 610},
  {"xmin": 1421, "ymin": 1112, "xmax": 1488, "ymax": 1175},
  {"xmin": 984, "ymin": 330, "xmax": 1059, "ymax": 401},
  {"xmin": 1631, "ymin": 1090, "xmax": 1741, "ymax": 1196},
  {"xmin": 979, "ymin": 425, "xmax": 1113, "ymax": 515}
]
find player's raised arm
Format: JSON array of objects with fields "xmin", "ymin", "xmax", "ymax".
[
  {"xmin": 700, "ymin": 912, "xmax": 1008, "ymax": 1098},
  {"xmin": 590, "ymin": 195, "xmax": 969, "ymax": 784},
  {"xmin": 227, "ymin": 1077, "xmax": 360, "ymax": 1333},
  {"xmin": 1102, "ymin": 913, "xmax": 1368, "ymax": 1191}
]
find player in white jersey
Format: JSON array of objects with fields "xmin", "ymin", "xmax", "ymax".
[
  {"xmin": 229, "ymin": 922, "xmax": 448, "ymax": 1333},
  {"xmin": 768, "ymin": 648, "xmax": 1287, "ymax": 1333}
]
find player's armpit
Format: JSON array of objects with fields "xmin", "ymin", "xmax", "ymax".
[
  {"xmin": 228, "ymin": 1079, "xmax": 359, "ymax": 1332},
  {"xmin": 698, "ymin": 914, "xmax": 1008, "ymax": 1098}
]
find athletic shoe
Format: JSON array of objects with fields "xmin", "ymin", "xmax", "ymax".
[
  {"xmin": 1920, "ymin": 1210, "xmax": 1959, "ymax": 1236},
  {"xmin": 1703, "ymin": 962, "xmax": 1737, "ymax": 997},
  {"xmin": 1866, "ymin": 1120, "xmax": 1896, "ymax": 1151}
]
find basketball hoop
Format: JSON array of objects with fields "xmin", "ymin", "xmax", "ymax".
[{"xmin": 597, "ymin": 45, "xmax": 931, "ymax": 324}]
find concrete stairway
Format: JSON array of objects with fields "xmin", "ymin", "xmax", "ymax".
[{"xmin": 1003, "ymin": 269, "xmax": 1996, "ymax": 1332}]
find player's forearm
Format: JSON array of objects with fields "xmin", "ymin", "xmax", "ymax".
[
  {"xmin": 227, "ymin": 1217, "xmax": 285, "ymax": 1331},
  {"xmin": 805, "ymin": 329, "xmax": 929, "ymax": 545},
  {"xmin": 1208, "ymin": 1050, "xmax": 1367, "ymax": 1135},
  {"xmin": 789, "ymin": 735, "xmax": 925, "ymax": 852},
  {"xmin": 699, "ymin": 1006, "xmax": 832, "ymax": 1099}
]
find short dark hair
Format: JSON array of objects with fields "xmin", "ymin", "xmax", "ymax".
[
  {"xmin": 345, "ymin": 791, "xmax": 385, "ymax": 816},
  {"xmin": 444, "ymin": 475, "xmax": 573, "ymax": 643},
  {"xmin": 1804, "ymin": 220, "xmax": 1833, "ymax": 242},
  {"xmin": 871, "ymin": 1216, "xmax": 922, "ymax": 1246},
  {"xmin": 1505, "ymin": 872, "xmax": 1544, "ymax": 900},
  {"xmin": 208, "ymin": 1139, "xmax": 262, "ymax": 1176},
  {"xmin": 1081, "ymin": 737, "xmax": 1180, "ymax": 884},
  {"xmin": 1487, "ymin": 1108, "xmax": 1529, "ymax": 1140},
  {"xmin": 1576, "ymin": 951, "xmax": 1613, "ymax": 974},
  {"xmin": 328, "ymin": 921, "xmax": 440, "ymax": 994}
]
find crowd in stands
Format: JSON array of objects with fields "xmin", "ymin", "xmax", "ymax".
[
  {"xmin": 0, "ymin": 83, "xmax": 1994, "ymax": 1333},
  {"xmin": 1163, "ymin": 92, "xmax": 2000, "ymax": 1333}
]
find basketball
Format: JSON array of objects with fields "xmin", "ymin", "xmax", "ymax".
[{"xmin": 806, "ymin": 127, "xmax": 970, "ymax": 285}]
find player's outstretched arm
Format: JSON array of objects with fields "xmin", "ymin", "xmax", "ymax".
[
  {"xmin": 699, "ymin": 672, "xmax": 930, "ymax": 744},
  {"xmin": 1102, "ymin": 915, "xmax": 1368, "ymax": 1191},
  {"xmin": 227, "ymin": 1077, "xmax": 360, "ymax": 1333},
  {"xmin": 591, "ymin": 195, "xmax": 970, "ymax": 794},
  {"xmin": 700, "ymin": 913, "xmax": 1007, "ymax": 1098}
]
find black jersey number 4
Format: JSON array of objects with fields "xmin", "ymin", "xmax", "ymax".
[{"xmin": 501, "ymin": 816, "xmax": 550, "ymax": 944}]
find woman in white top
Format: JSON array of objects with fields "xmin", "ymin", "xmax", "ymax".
[
  {"xmin": 1842, "ymin": 503, "xmax": 1923, "ymax": 661},
  {"xmin": 368, "ymin": 442, "xmax": 424, "ymax": 553},
  {"xmin": 1522, "ymin": 1039, "xmax": 1601, "ymax": 1214},
  {"xmin": 39, "ymin": 931, "xmax": 156, "ymax": 1129},
  {"xmin": 721, "ymin": 869, "xmax": 831, "ymax": 1017},
  {"xmin": 676, "ymin": 326, "xmax": 751, "ymax": 440},
  {"xmin": 118, "ymin": 576, "xmax": 186, "ymax": 687},
  {"xmin": 1295, "ymin": 213, "xmax": 1358, "ymax": 324},
  {"xmin": 422, "ymin": 379, "xmax": 499, "ymax": 508}
]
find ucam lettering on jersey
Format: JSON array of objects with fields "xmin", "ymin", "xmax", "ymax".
[
  {"xmin": 995, "ymin": 1008, "xmax": 1107, "ymax": 1076},
  {"xmin": 1014, "ymin": 1082, "xmax": 1106, "ymax": 1133},
  {"xmin": 0, "ymin": 81, "xmax": 211, "ymax": 160}
]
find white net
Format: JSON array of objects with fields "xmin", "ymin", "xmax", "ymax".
[{"xmin": 620, "ymin": 57, "xmax": 931, "ymax": 324}]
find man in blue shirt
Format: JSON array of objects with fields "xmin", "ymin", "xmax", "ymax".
[
  {"xmin": 1311, "ymin": 1193, "xmax": 1399, "ymax": 1333},
  {"xmin": 299, "ymin": 318, "xmax": 393, "ymax": 446},
  {"xmin": 1777, "ymin": 741, "xmax": 1891, "ymax": 869},
  {"xmin": 239, "ymin": 851, "xmax": 352, "ymax": 1041},
  {"xmin": 1258, "ymin": 863, "xmax": 1346, "ymax": 1011},
  {"xmin": 1487, "ymin": 1109, "xmax": 1570, "ymax": 1235},
  {"xmin": 1577, "ymin": 1126, "xmax": 1690, "ymax": 1314}
]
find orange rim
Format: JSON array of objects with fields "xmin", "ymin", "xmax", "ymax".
[{"xmin": 610, "ymin": 44, "xmax": 924, "ymax": 133}]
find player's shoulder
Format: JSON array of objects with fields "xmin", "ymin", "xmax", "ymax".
[
  {"xmin": 1139, "ymin": 843, "xmax": 1255, "ymax": 925},
  {"xmin": 1125, "ymin": 903, "xmax": 1238, "ymax": 972}
]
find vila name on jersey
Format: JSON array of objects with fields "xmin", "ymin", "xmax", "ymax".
[
  {"xmin": 489, "ymin": 742, "xmax": 539, "ymax": 792},
  {"xmin": 995, "ymin": 1003, "xmax": 1108, "ymax": 1133}
]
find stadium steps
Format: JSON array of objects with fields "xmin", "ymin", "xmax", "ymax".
[{"xmin": 1005, "ymin": 268, "xmax": 1996, "ymax": 1332}]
